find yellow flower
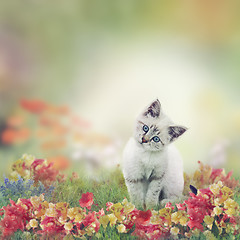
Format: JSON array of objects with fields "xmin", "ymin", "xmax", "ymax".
[
  {"xmin": 204, "ymin": 215, "xmax": 214, "ymax": 225},
  {"xmin": 151, "ymin": 210, "xmax": 160, "ymax": 224},
  {"xmin": 75, "ymin": 213, "xmax": 83, "ymax": 222},
  {"xmin": 122, "ymin": 198, "xmax": 135, "ymax": 214},
  {"xmin": 22, "ymin": 153, "xmax": 35, "ymax": 166},
  {"xmin": 209, "ymin": 183, "xmax": 220, "ymax": 195},
  {"xmin": 64, "ymin": 222, "xmax": 73, "ymax": 231},
  {"xmin": 214, "ymin": 198, "xmax": 222, "ymax": 206},
  {"xmin": 9, "ymin": 171, "xmax": 19, "ymax": 181},
  {"xmin": 110, "ymin": 202, "xmax": 123, "ymax": 213},
  {"xmin": 171, "ymin": 211, "xmax": 188, "ymax": 226},
  {"xmin": 29, "ymin": 219, "xmax": 38, "ymax": 229},
  {"xmin": 225, "ymin": 208, "xmax": 236, "ymax": 216},
  {"xmin": 224, "ymin": 199, "xmax": 238, "ymax": 216},
  {"xmin": 67, "ymin": 207, "xmax": 78, "ymax": 220},
  {"xmin": 45, "ymin": 203, "xmax": 57, "ymax": 217},
  {"xmin": 117, "ymin": 224, "xmax": 126, "ymax": 233},
  {"xmin": 170, "ymin": 227, "xmax": 179, "ymax": 236},
  {"xmin": 213, "ymin": 206, "xmax": 222, "ymax": 216},
  {"xmin": 30, "ymin": 194, "xmax": 45, "ymax": 209},
  {"xmin": 221, "ymin": 186, "xmax": 232, "ymax": 196},
  {"xmin": 158, "ymin": 208, "xmax": 171, "ymax": 226},
  {"xmin": 224, "ymin": 199, "xmax": 237, "ymax": 209},
  {"xmin": 108, "ymin": 214, "xmax": 117, "ymax": 225},
  {"xmin": 203, "ymin": 230, "xmax": 217, "ymax": 240},
  {"xmin": 99, "ymin": 215, "xmax": 109, "ymax": 229},
  {"xmin": 56, "ymin": 202, "xmax": 69, "ymax": 219},
  {"xmin": 59, "ymin": 216, "xmax": 67, "ymax": 225}
]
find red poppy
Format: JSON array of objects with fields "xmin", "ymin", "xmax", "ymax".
[
  {"xmin": 79, "ymin": 192, "xmax": 94, "ymax": 210},
  {"xmin": 135, "ymin": 210, "xmax": 152, "ymax": 226}
]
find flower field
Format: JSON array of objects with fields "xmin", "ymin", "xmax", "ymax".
[{"xmin": 0, "ymin": 155, "xmax": 239, "ymax": 239}]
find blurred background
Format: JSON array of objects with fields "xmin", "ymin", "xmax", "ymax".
[{"xmin": 0, "ymin": 0, "xmax": 240, "ymax": 177}]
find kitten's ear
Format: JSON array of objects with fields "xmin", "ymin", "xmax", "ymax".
[
  {"xmin": 168, "ymin": 126, "xmax": 187, "ymax": 142},
  {"xmin": 142, "ymin": 99, "xmax": 161, "ymax": 118}
]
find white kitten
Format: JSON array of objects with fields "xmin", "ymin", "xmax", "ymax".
[{"xmin": 123, "ymin": 99, "xmax": 187, "ymax": 209}]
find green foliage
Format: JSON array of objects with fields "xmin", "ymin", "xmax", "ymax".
[{"xmin": 52, "ymin": 168, "xmax": 128, "ymax": 209}]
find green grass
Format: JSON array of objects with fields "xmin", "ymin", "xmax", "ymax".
[{"xmin": 52, "ymin": 168, "xmax": 129, "ymax": 209}]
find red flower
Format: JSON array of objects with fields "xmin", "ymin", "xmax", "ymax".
[
  {"xmin": 81, "ymin": 212, "xmax": 100, "ymax": 232},
  {"xmin": 40, "ymin": 216, "xmax": 64, "ymax": 234},
  {"xmin": 135, "ymin": 210, "xmax": 152, "ymax": 226},
  {"xmin": 0, "ymin": 200, "xmax": 30, "ymax": 238},
  {"xmin": 210, "ymin": 168, "xmax": 223, "ymax": 182},
  {"xmin": 185, "ymin": 189, "xmax": 214, "ymax": 231},
  {"xmin": 79, "ymin": 192, "xmax": 94, "ymax": 210},
  {"xmin": 30, "ymin": 159, "xmax": 59, "ymax": 186},
  {"xmin": 20, "ymin": 99, "xmax": 47, "ymax": 114}
]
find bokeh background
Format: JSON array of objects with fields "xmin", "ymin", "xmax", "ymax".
[{"xmin": 0, "ymin": 0, "xmax": 240, "ymax": 177}]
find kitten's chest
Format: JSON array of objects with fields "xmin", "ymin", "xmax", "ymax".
[{"xmin": 138, "ymin": 149, "xmax": 167, "ymax": 179}]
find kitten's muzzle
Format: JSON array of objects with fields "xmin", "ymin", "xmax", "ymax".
[{"xmin": 142, "ymin": 137, "xmax": 149, "ymax": 143}]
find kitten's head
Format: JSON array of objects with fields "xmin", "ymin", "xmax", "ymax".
[{"xmin": 134, "ymin": 99, "xmax": 187, "ymax": 151}]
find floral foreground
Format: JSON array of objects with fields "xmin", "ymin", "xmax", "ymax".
[{"xmin": 0, "ymin": 158, "xmax": 239, "ymax": 239}]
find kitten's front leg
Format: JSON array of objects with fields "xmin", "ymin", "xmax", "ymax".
[
  {"xmin": 125, "ymin": 178, "xmax": 146, "ymax": 209},
  {"xmin": 145, "ymin": 178, "xmax": 164, "ymax": 209}
]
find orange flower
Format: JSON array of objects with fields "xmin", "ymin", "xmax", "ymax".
[
  {"xmin": 6, "ymin": 116, "xmax": 24, "ymax": 127},
  {"xmin": 20, "ymin": 99, "xmax": 47, "ymax": 114},
  {"xmin": 46, "ymin": 105, "xmax": 70, "ymax": 115},
  {"xmin": 47, "ymin": 156, "xmax": 70, "ymax": 170},
  {"xmin": 39, "ymin": 116, "xmax": 56, "ymax": 127},
  {"xmin": 41, "ymin": 139, "xmax": 66, "ymax": 150},
  {"xmin": 1, "ymin": 128, "xmax": 30, "ymax": 144}
]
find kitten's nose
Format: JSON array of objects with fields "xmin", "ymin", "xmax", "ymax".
[{"xmin": 142, "ymin": 137, "xmax": 148, "ymax": 143}]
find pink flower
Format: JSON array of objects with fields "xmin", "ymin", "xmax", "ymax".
[
  {"xmin": 165, "ymin": 202, "xmax": 174, "ymax": 210},
  {"xmin": 176, "ymin": 203, "xmax": 186, "ymax": 211},
  {"xmin": 106, "ymin": 202, "xmax": 113, "ymax": 211},
  {"xmin": 79, "ymin": 192, "xmax": 94, "ymax": 210}
]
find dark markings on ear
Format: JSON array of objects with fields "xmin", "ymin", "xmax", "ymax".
[
  {"xmin": 143, "ymin": 99, "xmax": 161, "ymax": 118},
  {"xmin": 168, "ymin": 126, "xmax": 187, "ymax": 142}
]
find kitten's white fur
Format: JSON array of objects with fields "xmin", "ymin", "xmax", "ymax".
[{"xmin": 123, "ymin": 99, "xmax": 187, "ymax": 209}]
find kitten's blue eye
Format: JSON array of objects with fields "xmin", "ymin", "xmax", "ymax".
[
  {"xmin": 143, "ymin": 125, "xmax": 149, "ymax": 132},
  {"xmin": 153, "ymin": 136, "xmax": 160, "ymax": 142}
]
